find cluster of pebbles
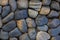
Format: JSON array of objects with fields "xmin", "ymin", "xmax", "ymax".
[{"xmin": 0, "ymin": 0, "xmax": 60, "ymax": 40}]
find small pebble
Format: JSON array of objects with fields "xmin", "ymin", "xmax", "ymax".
[
  {"xmin": 17, "ymin": 19, "xmax": 27, "ymax": 33},
  {"xmin": 10, "ymin": 38, "xmax": 17, "ymax": 40},
  {"xmin": 0, "ymin": 15, "xmax": 2, "ymax": 28},
  {"xmin": 36, "ymin": 31, "xmax": 50, "ymax": 40},
  {"xmin": 35, "ymin": 15, "xmax": 48, "ymax": 26},
  {"xmin": 17, "ymin": 0, "xmax": 28, "ymax": 8},
  {"xmin": 26, "ymin": 18, "xmax": 36, "ymax": 28},
  {"xmin": 2, "ymin": 20, "xmax": 16, "ymax": 32},
  {"xmin": 0, "ymin": 6, "xmax": 2, "ymax": 14},
  {"xmin": 40, "ymin": 6, "xmax": 50, "ymax": 15},
  {"xmin": 9, "ymin": 28, "xmax": 22, "ymax": 37},
  {"xmin": 19, "ymin": 33, "xmax": 30, "ymax": 40}
]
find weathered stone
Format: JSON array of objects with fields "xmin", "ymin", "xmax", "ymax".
[
  {"xmin": 51, "ymin": 1, "xmax": 60, "ymax": 10},
  {"xmin": 0, "ymin": 15, "xmax": 2, "ymax": 28},
  {"xmin": 2, "ymin": 12, "xmax": 14, "ymax": 23},
  {"xmin": 42, "ymin": 0, "xmax": 51, "ymax": 5},
  {"xmin": 17, "ymin": 19, "xmax": 27, "ymax": 32},
  {"xmin": 48, "ymin": 10, "xmax": 59, "ymax": 18},
  {"xmin": 36, "ymin": 31, "xmax": 50, "ymax": 40},
  {"xmin": 37, "ymin": 25, "xmax": 48, "ymax": 31},
  {"xmin": 0, "ymin": 6, "xmax": 2, "ymax": 14},
  {"xmin": 26, "ymin": 18, "xmax": 36, "ymax": 28},
  {"xmin": 17, "ymin": 0, "xmax": 28, "ymax": 8},
  {"xmin": 10, "ymin": 38, "xmax": 17, "ymax": 40},
  {"xmin": 2, "ymin": 20, "xmax": 16, "ymax": 32},
  {"xmin": 15, "ymin": 9, "xmax": 28, "ymax": 19},
  {"xmin": 9, "ymin": 0, "xmax": 17, "ymax": 11},
  {"xmin": 19, "ymin": 33, "xmax": 30, "ymax": 40},
  {"xmin": 0, "ymin": 0, "xmax": 8, "ymax": 6},
  {"xmin": 2, "ymin": 6, "xmax": 10, "ymax": 18},
  {"xmin": 29, "ymin": 1, "xmax": 42, "ymax": 11},
  {"xmin": 35, "ymin": 15, "xmax": 48, "ymax": 26},
  {"xmin": 48, "ymin": 19, "xmax": 60, "ymax": 28},
  {"xmin": 40, "ymin": 6, "xmax": 50, "ymax": 15},
  {"xmin": 28, "ymin": 28, "xmax": 36, "ymax": 40},
  {"xmin": 9, "ymin": 28, "xmax": 22, "ymax": 37}
]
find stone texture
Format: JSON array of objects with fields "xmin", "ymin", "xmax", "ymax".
[
  {"xmin": 2, "ymin": 12, "xmax": 14, "ymax": 23},
  {"xmin": 10, "ymin": 38, "xmax": 17, "ymax": 40},
  {"xmin": 36, "ymin": 31, "xmax": 50, "ymax": 40},
  {"xmin": 9, "ymin": 0, "xmax": 17, "ymax": 11},
  {"xmin": 0, "ymin": 0, "xmax": 8, "ymax": 6},
  {"xmin": 48, "ymin": 19, "xmax": 60, "ymax": 28},
  {"xmin": 2, "ymin": 20, "xmax": 16, "ymax": 32},
  {"xmin": 29, "ymin": 1, "xmax": 42, "ymax": 11},
  {"xmin": 26, "ymin": 18, "xmax": 36, "ymax": 28},
  {"xmin": 9, "ymin": 28, "xmax": 22, "ymax": 37},
  {"xmin": 17, "ymin": 0, "xmax": 28, "ymax": 8},
  {"xmin": 0, "ymin": 6, "xmax": 2, "ymax": 14},
  {"xmin": 2, "ymin": 6, "xmax": 10, "ymax": 18},
  {"xmin": 28, "ymin": 28, "xmax": 36, "ymax": 40},
  {"xmin": 37, "ymin": 25, "xmax": 48, "ymax": 31},
  {"xmin": 51, "ymin": 1, "xmax": 60, "ymax": 10},
  {"xmin": 35, "ymin": 15, "xmax": 48, "ymax": 26},
  {"xmin": 40, "ymin": 6, "xmax": 50, "ymax": 15},
  {"xmin": 56, "ymin": 0, "xmax": 60, "ymax": 2},
  {"xmin": 42, "ymin": 0, "xmax": 51, "ymax": 5},
  {"xmin": 0, "ymin": 15, "xmax": 2, "ymax": 28},
  {"xmin": 19, "ymin": 33, "xmax": 30, "ymax": 40},
  {"xmin": 17, "ymin": 19, "xmax": 27, "ymax": 33},
  {"xmin": 15, "ymin": 9, "xmax": 28, "ymax": 19},
  {"xmin": 48, "ymin": 10, "xmax": 59, "ymax": 18},
  {"xmin": 28, "ymin": 9, "xmax": 38, "ymax": 18}
]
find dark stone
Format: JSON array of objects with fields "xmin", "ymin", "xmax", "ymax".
[
  {"xmin": 0, "ymin": 6, "xmax": 2, "ymax": 14},
  {"xmin": 0, "ymin": 15, "xmax": 2, "ymax": 28}
]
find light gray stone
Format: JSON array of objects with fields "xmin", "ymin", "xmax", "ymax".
[{"xmin": 10, "ymin": 38, "xmax": 17, "ymax": 40}]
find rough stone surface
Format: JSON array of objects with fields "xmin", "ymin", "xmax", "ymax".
[
  {"xmin": 0, "ymin": 15, "xmax": 2, "ymax": 28},
  {"xmin": 36, "ymin": 15, "xmax": 48, "ymax": 26},
  {"xmin": 17, "ymin": 19, "xmax": 27, "ymax": 32},
  {"xmin": 28, "ymin": 9, "xmax": 38, "ymax": 18},
  {"xmin": 2, "ymin": 20, "xmax": 16, "ymax": 32},
  {"xmin": 0, "ymin": 6, "xmax": 2, "ymax": 14},
  {"xmin": 36, "ymin": 31, "xmax": 50, "ymax": 40},
  {"xmin": 40, "ymin": 6, "xmax": 50, "ymax": 15},
  {"xmin": 10, "ymin": 38, "xmax": 17, "ymax": 40},
  {"xmin": 26, "ymin": 18, "xmax": 36, "ymax": 28}
]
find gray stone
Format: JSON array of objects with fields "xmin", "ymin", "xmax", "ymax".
[
  {"xmin": 2, "ymin": 12, "xmax": 14, "ymax": 23},
  {"xmin": 17, "ymin": 19, "xmax": 27, "ymax": 33},
  {"xmin": 9, "ymin": 28, "xmax": 22, "ymax": 37},
  {"xmin": 28, "ymin": 9, "xmax": 38, "ymax": 18},
  {"xmin": 51, "ymin": 1, "xmax": 60, "ymax": 10},
  {"xmin": 0, "ymin": 6, "xmax": 2, "ymax": 14},
  {"xmin": 35, "ymin": 15, "xmax": 48, "ymax": 26},
  {"xmin": 2, "ymin": 20, "xmax": 16, "ymax": 32},
  {"xmin": 36, "ymin": 31, "xmax": 50, "ymax": 40},
  {"xmin": 0, "ymin": 15, "xmax": 2, "ymax": 28},
  {"xmin": 42, "ymin": 0, "xmax": 51, "ymax": 5},
  {"xmin": 26, "ymin": 18, "xmax": 36, "ymax": 28},
  {"xmin": 9, "ymin": 0, "xmax": 17, "ymax": 11},
  {"xmin": 17, "ymin": 0, "xmax": 28, "ymax": 8},
  {"xmin": 37, "ymin": 25, "xmax": 48, "ymax": 31},
  {"xmin": 2, "ymin": 6, "xmax": 10, "ymax": 18},
  {"xmin": 10, "ymin": 38, "xmax": 17, "ymax": 40},
  {"xmin": 56, "ymin": 0, "xmax": 60, "ymax": 2},
  {"xmin": 19, "ymin": 33, "xmax": 30, "ymax": 40},
  {"xmin": 28, "ymin": 28, "xmax": 36, "ymax": 40}
]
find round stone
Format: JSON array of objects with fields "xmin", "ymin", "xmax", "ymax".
[{"xmin": 10, "ymin": 38, "xmax": 17, "ymax": 40}]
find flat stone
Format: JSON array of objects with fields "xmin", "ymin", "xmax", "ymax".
[
  {"xmin": 0, "ymin": 6, "xmax": 2, "ymax": 14},
  {"xmin": 0, "ymin": 15, "xmax": 2, "ymax": 28},
  {"xmin": 2, "ymin": 20, "xmax": 16, "ymax": 32},
  {"xmin": 28, "ymin": 9, "xmax": 38, "ymax": 18},
  {"xmin": 2, "ymin": 6, "xmax": 10, "ymax": 18},
  {"xmin": 48, "ymin": 19, "xmax": 60, "ymax": 28},
  {"xmin": 48, "ymin": 10, "xmax": 59, "ymax": 18},
  {"xmin": 9, "ymin": 28, "xmax": 22, "ymax": 37},
  {"xmin": 26, "ymin": 18, "xmax": 36, "ymax": 28},
  {"xmin": 40, "ymin": 6, "xmax": 50, "ymax": 15},
  {"xmin": 17, "ymin": 19, "xmax": 27, "ymax": 33},
  {"xmin": 29, "ymin": 1, "xmax": 42, "ymax": 11},
  {"xmin": 28, "ymin": 28, "xmax": 36, "ymax": 40},
  {"xmin": 2, "ymin": 12, "xmax": 14, "ymax": 23},
  {"xmin": 51, "ymin": 1, "xmax": 60, "ymax": 10},
  {"xmin": 1, "ymin": 30, "xmax": 9, "ymax": 39},
  {"xmin": 17, "ymin": 0, "xmax": 28, "ymax": 8},
  {"xmin": 35, "ymin": 15, "xmax": 48, "ymax": 26},
  {"xmin": 37, "ymin": 25, "xmax": 48, "ymax": 31},
  {"xmin": 19, "ymin": 33, "xmax": 30, "ymax": 40},
  {"xmin": 15, "ymin": 9, "xmax": 28, "ymax": 19},
  {"xmin": 42, "ymin": 0, "xmax": 51, "ymax": 5},
  {"xmin": 10, "ymin": 38, "xmax": 17, "ymax": 40},
  {"xmin": 9, "ymin": 0, "xmax": 17, "ymax": 11},
  {"xmin": 36, "ymin": 31, "xmax": 50, "ymax": 40},
  {"xmin": 0, "ymin": 0, "xmax": 8, "ymax": 6}
]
